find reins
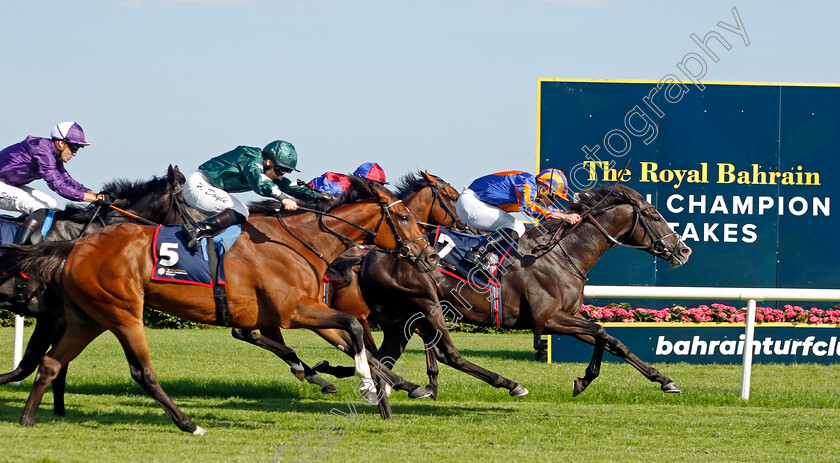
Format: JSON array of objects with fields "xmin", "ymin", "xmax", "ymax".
[
  {"xmin": 75, "ymin": 183, "xmax": 192, "ymax": 240},
  {"xmin": 277, "ymin": 199, "xmax": 428, "ymax": 267}
]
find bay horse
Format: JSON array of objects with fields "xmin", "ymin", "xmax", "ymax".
[
  {"xmin": 0, "ymin": 165, "xmax": 200, "ymax": 415},
  {"xmin": 356, "ymin": 184, "xmax": 692, "ymax": 399},
  {"xmin": 8, "ymin": 177, "xmax": 437, "ymax": 434},
  {"xmin": 230, "ymin": 171, "xmax": 464, "ymax": 416}
]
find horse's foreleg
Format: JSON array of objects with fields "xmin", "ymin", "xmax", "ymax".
[
  {"xmin": 0, "ymin": 317, "xmax": 55, "ymax": 385},
  {"xmin": 425, "ymin": 345, "xmax": 441, "ymax": 400},
  {"xmin": 288, "ymin": 299, "xmax": 380, "ymax": 407},
  {"xmin": 543, "ymin": 310, "xmax": 679, "ymax": 395},
  {"xmin": 311, "ymin": 317, "xmax": 378, "ymax": 379},
  {"xmin": 372, "ymin": 323, "xmax": 430, "ymax": 399},
  {"xmin": 113, "ymin": 322, "xmax": 206, "ymax": 435},
  {"xmin": 541, "ymin": 311, "xmax": 611, "ymax": 396},
  {"xmin": 231, "ymin": 328, "xmax": 337, "ymax": 393},
  {"xmin": 20, "ymin": 321, "xmax": 103, "ymax": 427},
  {"xmin": 52, "ymin": 364, "xmax": 68, "ymax": 416},
  {"xmin": 572, "ymin": 331, "xmax": 679, "ymax": 393},
  {"xmin": 420, "ymin": 314, "xmax": 528, "ymax": 397}
]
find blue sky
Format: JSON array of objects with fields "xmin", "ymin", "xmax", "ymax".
[{"xmin": 1, "ymin": 0, "xmax": 837, "ymax": 205}]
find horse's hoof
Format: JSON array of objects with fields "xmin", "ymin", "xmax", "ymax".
[
  {"xmin": 408, "ymin": 386, "xmax": 432, "ymax": 399},
  {"xmin": 661, "ymin": 381, "xmax": 681, "ymax": 393},
  {"xmin": 573, "ymin": 378, "xmax": 585, "ymax": 397},
  {"xmin": 290, "ymin": 367, "xmax": 306, "ymax": 381},
  {"xmin": 321, "ymin": 384, "xmax": 339, "ymax": 394},
  {"xmin": 359, "ymin": 379, "xmax": 380, "ymax": 405},
  {"xmin": 425, "ymin": 384, "xmax": 438, "ymax": 401},
  {"xmin": 192, "ymin": 426, "xmax": 208, "ymax": 436},
  {"xmin": 510, "ymin": 384, "xmax": 529, "ymax": 397}
]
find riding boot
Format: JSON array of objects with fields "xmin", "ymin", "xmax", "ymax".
[
  {"xmin": 182, "ymin": 209, "xmax": 246, "ymax": 251},
  {"xmin": 13, "ymin": 208, "xmax": 50, "ymax": 245},
  {"xmin": 11, "ymin": 209, "xmax": 49, "ymax": 306},
  {"xmin": 461, "ymin": 228, "xmax": 519, "ymax": 268}
]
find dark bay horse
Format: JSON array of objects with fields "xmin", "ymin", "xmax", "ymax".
[
  {"xmin": 0, "ymin": 165, "xmax": 199, "ymax": 415},
  {"xmin": 232, "ymin": 171, "xmax": 463, "ymax": 404},
  {"xmin": 357, "ymin": 184, "xmax": 692, "ymax": 398},
  {"xmin": 317, "ymin": 171, "xmax": 463, "ymax": 358},
  {"xmin": 9, "ymin": 177, "xmax": 437, "ymax": 434}
]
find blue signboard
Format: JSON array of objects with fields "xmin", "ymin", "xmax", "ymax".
[
  {"xmin": 548, "ymin": 324, "xmax": 840, "ymax": 365},
  {"xmin": 537, "ymin": 80, "xmax": 840, "ymax": 307}
]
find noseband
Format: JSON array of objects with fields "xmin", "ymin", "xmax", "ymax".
[
  {"xmin": 588, "ymin": 203, "xmax": 681, "ymax": 259},
  {"xmin": 280, "ymin": 199, "xmax": 430, "ymax": 269}
]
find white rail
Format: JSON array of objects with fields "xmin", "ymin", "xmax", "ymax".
[{"xmin": 582, "ymin": 285, "xmax": 840, "ymax": 400}]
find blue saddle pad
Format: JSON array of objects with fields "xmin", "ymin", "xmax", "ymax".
[
  {"xmin": 151, "ymin": 224, "xmax": 241, "ymax": 287},
  {"xmin": 428, "ymin": 226, "xmax": 513, "ymax": 289}
]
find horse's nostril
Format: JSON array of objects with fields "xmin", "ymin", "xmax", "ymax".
[
  {"xmin": 681, "ymin": 247, "xmax": 692, "ymax": 255},
  {"xmin": 428, "ymin": 254, "xmax": 439, "ymax": 262}
]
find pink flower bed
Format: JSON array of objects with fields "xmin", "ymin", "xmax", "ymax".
[{"xmin": 580, "ymin": 303, "xmax": 840, "ymax": 325}]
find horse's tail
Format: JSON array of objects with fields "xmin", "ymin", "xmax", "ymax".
[
  {"xmin": 0, "ymin": 240, "xmax": 76, "ymax": 285},
  {"xmin": 326, "ymin": 254, "xmax": 365, "ymax": 290}
]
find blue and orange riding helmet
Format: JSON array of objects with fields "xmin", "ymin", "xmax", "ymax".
[{"xmin": 536, "ymin": 168, "xmax": 569, "ymax": 200}]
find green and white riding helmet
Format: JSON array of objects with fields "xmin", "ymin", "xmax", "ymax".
[{"xmin": 262, "ymin": 140, "xmax": 300, "ymax": 172}]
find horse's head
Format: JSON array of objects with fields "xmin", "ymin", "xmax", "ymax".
[
  {"xmin": 395, "ymin": 171, "xmax": 463, "ymax": 229},
  {"xmin": 357, "ymin": 178, "xmax": 439, "ymax": 273},
  {"xmin": 97, "ymin": 165, "xmax": 199, "ymax": 226},
  {"xmin": 419, "ymin": 171, "xmax": 464, "ymax": 228},
  {"xmin": 571, "ymin": 185, "xmax": 692, "ymax": 268}
]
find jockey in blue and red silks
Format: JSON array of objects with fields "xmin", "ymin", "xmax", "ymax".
[
  {"xmin": 456, "ymin": 168, "xmax": 582, "ymax": 267},
  {"xmin": 0, "ymin": 122, "xmax": 106, "ymax": 245},
  {"xmin": 307, "ymin": 162, "xmax": 388, "ymax": 197}
]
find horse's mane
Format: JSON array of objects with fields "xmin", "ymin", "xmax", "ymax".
[
  {"xmin": 248, "ymin": 175, "xmax": 385, "ymax": 216},
  {"xmin": 55, "ymin": 174, "xmax": 173, "ymax": 223},
  {"xmin": 522, "ymin": 184, "xmax": 641, "ymax": 240},
  {"xmin": 393, "ymin": 172, "xmax": 427, "ymax": 201},
  {"xmin": 566, "ymin": 184, "xmax": 640, "ymax": 215}
]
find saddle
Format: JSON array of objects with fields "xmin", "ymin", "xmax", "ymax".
[
  {"xmin": 428, "ymin": 226, "xmax": 513, "ymax": 327},
  {"xmin": 428, "ymin": 226, "xmax": 514, "ymax": 289}
]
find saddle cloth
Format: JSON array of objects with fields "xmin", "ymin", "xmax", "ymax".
[
  {"xmin": 428, "ymin": 226, "xmax": 514, "ymax": 290},
  {"xmin": 151, "ymin": 225, "xmax": 241, "ymax": 287}
]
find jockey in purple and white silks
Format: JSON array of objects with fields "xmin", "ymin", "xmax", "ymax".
[
  {"xmin": 456, "ymin": 169, "xmax": 581, "ymax": 267},
  {"xmin": 0, "ymin": 122, "xmax": 105, "ymax": 245}
]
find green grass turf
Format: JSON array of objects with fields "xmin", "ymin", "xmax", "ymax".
[{"xmin": 0, "ymin": 326, "xmax": 839, "ymax": 462}]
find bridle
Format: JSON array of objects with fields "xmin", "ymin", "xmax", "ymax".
[
  {"xmin": 277, "ymin": 198, "xmax": 431, "ymax": 269},
  {"xmin": 588, "ymin": 203, "xmax": 681, "ymax": 259},
  {"xmin": 535, "ymin": 198, "xmax": 682, "ymax": 281},
  {"xmin": 422, "ymin": 181, "xmax": 467, "ymax": 230}
]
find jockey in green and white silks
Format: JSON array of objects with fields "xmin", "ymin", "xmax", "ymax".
[{"xmin": 182, "ymin": 140, "xmax": 327, "ymax": 250}]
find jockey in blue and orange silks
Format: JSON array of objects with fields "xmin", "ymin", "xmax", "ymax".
[{"xmin": 456, "ymin": 168, "xmax": 581, "ymax": 266}]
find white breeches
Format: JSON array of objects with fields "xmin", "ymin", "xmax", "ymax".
[
  {"xmin": 456, "ymin": 188, "xmax": 526, "ymax": 236},
  {"xmin": 0, "ymin": 181, "xmax": 58, "ymax": 215},
  {"xmin": 183, "ymin": 171, "xmax": 249, "ymax": 218}
]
